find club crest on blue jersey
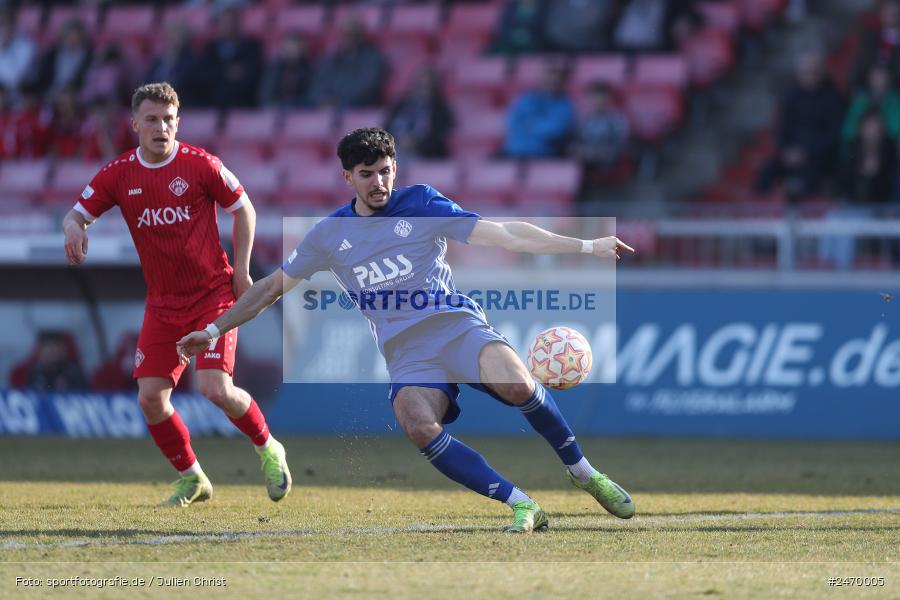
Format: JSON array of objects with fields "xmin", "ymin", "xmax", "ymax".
[{"xmin": 394, "ymin": 220, "xmax": 413, "ymax": 237}]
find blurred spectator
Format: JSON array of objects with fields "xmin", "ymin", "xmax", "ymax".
[
  {"xmin": 572, "ymin": 82, "xmax": 631, "ymax": 190},
  {"xmin": 612, "ymin": 0, "xmax": 701, "ymax": 53},
  {"xmin": 542, "ymin": 0, "xmax": 616, "ymax": 53},
  {"xmin": 259, "ymin": 31, "xmax": 313, "ymax": 108},
  {"xmin": 0, "ymin": 7, "xmax": 36, "ymax": 99},
  {"xmin": 91, "ymin": 332, "xmax": 139, "ymax": 392},
  {"xmin": 29, "ymin": 19, "xmax": 93, "ymax": 99},
  {"xmin": 47, "ymin": 86, "xmax": 86, "ymax": 158},
  {"xmin": 83, "ymin": 96, "xmax": 134, "ymax": 160},
  {"xmin": 26, "ymin": 331, "xmax": 87, "ymax": 392},
  {"xmin": 144, "ymin": 23, "xmax": 201, "ymax": 105},
  {"xmin": 852, "ymin": 0, "xmax": 900, "ymax": 88},
  {"xmin": 842, "ymin": 63, "xmax": 900, "ymax": 149},
  {"xmin": 0, "ymin": 84, "xmax": 11, "ymax": 157},
  {"xmin": 9, "ymin": 83, "xmax": 50, "ymax": 158},
  {"xmin": 198, "ymin": 7, "xmax": 263, "ymax": 108},
  {"xmin": 503, "ymin": 61, "xmax": 574, "ymax": 158},
  {"xmin": 385, "ymin": 67, "xmax": 454, "ymax": 159},
  {"xmin": 80, "ymin": 44, "xmax": 131, "ymax": 106},
  {"xmin": 840, "ymin": 111, "xmax": 897, "ymax": 204},
  {"xmin": 755, "ymin": 52, "xmax": 845, "ymax": 199},
  {"xmin": 821, "ymin": 112, "xmax": 897, "ymax": 270},
  {"xmin": 308, "ymin": 17, "xmax": 387, "ymax": 108},
  {"xmin": 490, "ymin": 0, "xmax": 547, "ymax": 55}
]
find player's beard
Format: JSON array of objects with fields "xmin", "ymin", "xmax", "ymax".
[{"xmin": 361, "ymin": 189, "xmax": 389, "ymax": 212}]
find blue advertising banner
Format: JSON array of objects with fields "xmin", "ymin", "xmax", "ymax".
[
  {"xmin": 268, "ymin": 290, "xmax": 900, "ymax": 440},
  {"xmin": 0, "ymin": 391, "xmax": 237, "ymax": 438}
]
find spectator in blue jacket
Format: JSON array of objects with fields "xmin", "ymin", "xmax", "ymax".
[{"xmin": 503, "ymin": 62, "xmax": 574, "ymax": 158}]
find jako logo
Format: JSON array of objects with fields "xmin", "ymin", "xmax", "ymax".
[
  {"xmin": 137, "ymin": 206, "xmax": 190, "ymax": 228},
  {"xmin": 353, "ymin": 254, "xmax": 413, "ymax": 287},
  {"xmin": 128, "ymin": 188, "xmax": 142, "ymax": 196}
]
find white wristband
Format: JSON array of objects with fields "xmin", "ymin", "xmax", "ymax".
[
  {"xmin": 204, "ymin": 323, "xmax": 221, "ymax": 340},
  {"xmin": 581, "ymin": 240, "xmax": 594, "ymax": 254}
]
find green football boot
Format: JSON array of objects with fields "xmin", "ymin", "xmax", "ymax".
[
  {"xmin": 160, "ymin": 474, "xmax": 213, "ymax": 507},
  {"xmin": 259, "ymin": 438, "xmax": 292, "ymax": 502},
  {"xmin": 568, "ymin": 471, "xmax": 635, "ymax": 519},
  {"xmin": 504, "ymin": 500, "xmax": 549, "ymax": 533}
]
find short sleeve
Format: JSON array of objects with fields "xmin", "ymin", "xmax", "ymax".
[
  {"xmin": 420, "ymin": 185, "xmax": 481, "ymax": 243},
  {"xmin": 207, "ymin": 156, "xmax": 246, "ymax": 212},
  {"xmin": 74, "ymin": 167, "xmax": 116, "ymax": 222},
  {"xmin": 281, "ymin": 220, "xmax": 331, "ymax": 280}
]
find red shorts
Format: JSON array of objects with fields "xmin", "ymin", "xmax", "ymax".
[{"xmin": 134, "ymin": 303, "xmax": 238, "ymax": 384}]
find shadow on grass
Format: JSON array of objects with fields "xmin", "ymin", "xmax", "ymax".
[{"xmin": 2, "ymin": 437, "xmax": 899, "ymax": 496}]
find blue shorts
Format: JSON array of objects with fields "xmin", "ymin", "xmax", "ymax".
[{"xmin": 384, "ymin": 312, "xmax": 514, "ymax": 424}]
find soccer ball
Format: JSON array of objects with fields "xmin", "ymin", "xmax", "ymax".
[{"xmin": 527, "ymin": 326, "xmax": 593, "ymax": 390}]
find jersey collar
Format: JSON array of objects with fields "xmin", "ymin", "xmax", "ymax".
[{"xmin": 136, "ymin": 140, "xmax": 180, "ymax": 169}]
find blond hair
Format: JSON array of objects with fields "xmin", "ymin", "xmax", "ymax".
[{"xmin": 131, "ymin": 82, "xmax": 180, "ymax": 113}]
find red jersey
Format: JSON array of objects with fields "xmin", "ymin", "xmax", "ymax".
[{"xmin": 74, "ymin": 141, "xmax": 246, "ymax": 320}]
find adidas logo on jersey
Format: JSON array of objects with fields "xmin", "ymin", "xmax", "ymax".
[
  {"xmin": 128, "ymin": 188, "xmax": 143, "ymax": 196},
  {"xmin": 339, "ymin": 239, "xmax": 352, "ymax": 251},
  {"xmin": 137, "ymin": 206, "xmax": 191, "ymax": 228}
]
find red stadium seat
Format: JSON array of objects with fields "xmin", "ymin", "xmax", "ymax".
[
  {"xmin": 161, "ymin": 6, "xmax": 212, "ymax": 36},
  {"xmin": 621, "ymin": 84, "xmax": 684, "ymax": 143},
  {"xmin": 45, "ymin": 5, "xmax": 99, "ymax": 39},
  {"xmin": 634, "ymin": 55, "xmax": 689, "ymax": 88},
  {"xmin": 450, "ymin": 108, "xmax": 507, "ymax": 158},
  {"xmin": 447, "ymin": 56, "xmax": 511, "ymax": 108},
  {"xmin": 698, "ymin": 1, "xmax": 741, "ymax": 33},
  {"xmin": 384, "ymin": 54, "xmax": 431, "ymax": 104},
  {"xmin": 241, "ymin": 5, "xmax": 271, "ymax": 37},
  {"xmin": 336, "ymin": 108, "xmax": 386, "ymax": 136},
  {"xmin": 175, "ymin": 109, "xmax": 222, "ymax": 151},
  {"xmin": 511, "ymin": 54, "xmax": 569, "ymax": 96},
  {"xmin": 273, "ymin": 5, "xmax": 327, "ymax": 35},
  {"xmin": 570, "ymin": 56, "xmax": 628, "ymax": 94},
  {"xmin": 462, "ymin": 160, "xmax": 519, "ymax": 207},
  {"xmin": 681, "ymin": 29, "xmax": 735, "ymax": 88},
  {"xmin": 229, "ymin": 163, "xmax": 281, "ymax": 202},
  {"xmin": 388, "ymin": 4, "xmax": 442, "ymax": 38},
  {"xmin": 332, "ymin": 4, "xmax": 386, "ymax": 33},
  {"xmin": 282, "ymin": 160, "xmax": 343, "ymax": 208},
  {"xmin": 443, "ymin": 3, "xmax": 501, "ymax": 48},
  {"xmin": 44, "ymin": 161, "xmax": 106, "ymax": 207},
  {"xmin": 279, "ymin": 109, "xmax": 335, "ymax": 158},
  {"xmin": 10, "ymin": 331, "xmax": 82, "ymax": 389},
  {"xmin": 15, "ymin": 5, "xmax": 44, "ymax": 37},
  {"xmin": 101, "ymin": 6, "xmax": 156, "ymax": 38},
  {"xmin": 738, "ymin": 0, "xmax": 786, "ymax": 31},
  {"xmin": 521, "ymin": 160, "xmax": 581, "ymax": 210},
  {"xmin": 0, "ymin": 160, "xmax": 50, "ymax": 197},
  {"xmin": 404, "ymin": 161, "xmax": 463, "ymax": 199},
  {"xmin": 221, "ymin": 110, "xmax": 279, "ymax": 150}
]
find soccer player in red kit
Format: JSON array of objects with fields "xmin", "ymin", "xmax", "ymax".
[{"xmin": 61, "ymin": 82, "xmax": 292, "ymax": 507}]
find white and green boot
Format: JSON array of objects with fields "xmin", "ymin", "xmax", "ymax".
[
  {"xmin": 160, "ymin": 474, "xmax": 213, "ymax": 507},
  {"xmin": 259, "ymin": 438, "xmax": 292, "ymax": 502},
  {"xmin": 568, "ymin": 471, "xmax": 635, "ymax": 519}
]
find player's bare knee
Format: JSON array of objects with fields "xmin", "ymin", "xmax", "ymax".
[
  {"xmin": 138, "ymin": 393, "xmax": 167, "ymax": 419},
  {"xmin": 494, "ymin": 379, "xmax": 535, "ymax": 406},
  {"xmin": 406, "ymin": 421, "xmax": 442, "ymax": 449},
  {"xmin": 198, "ymin": 380, "xmax": 231, "ymax": 407}
]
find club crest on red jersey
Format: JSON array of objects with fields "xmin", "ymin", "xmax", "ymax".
[
  {"xmin": 168, "ymin": 176, "xmax": 189, "ymax": 197},
  {"xmin": 135, "ymin": 348, "xmax": 145, "ymax": 368}
]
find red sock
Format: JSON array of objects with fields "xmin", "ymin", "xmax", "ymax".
[
  {"xmin": 147, "ymin": 412, "xmax": 196, "ymax": 472},
  {"xmin": 229, "ymin": 398, "xmax": 270, "ymax": 446}
]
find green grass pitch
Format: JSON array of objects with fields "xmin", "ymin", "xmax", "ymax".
[{"xmin": 1, "ymin": 436, "xmax": 898, "ymax": 598}]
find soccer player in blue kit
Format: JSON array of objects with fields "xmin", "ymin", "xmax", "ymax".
[{"xmin": 178, "ymin": 129, "xmax": 636, "ymax": 532}]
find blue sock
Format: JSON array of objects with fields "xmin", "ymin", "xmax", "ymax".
[
  {"xmin": 520, "ymin": 384, "xmax": 585, "ymax": 466},
  {"xmin": 421, "ymin": 430, "xmax": 514, "ymax": 503}
]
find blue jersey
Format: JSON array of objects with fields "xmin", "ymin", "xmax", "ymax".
[{"xmin": 282, "ymin": 184, "xmax": 485, "ymax": 353}]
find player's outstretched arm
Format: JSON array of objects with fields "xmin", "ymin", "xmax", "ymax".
[
  {"xmin": 62, "ymin": 209, "xmax": 90, "ymax": 265},
  {"xmin": 231, "ymin": 201, "xmax": 256, "ymax": 299},
  {"xmin": 466, "ymin": 219, "xmax": 635, "ymax": 259},
  {"xmin": 176, "ymin": 268, "xmax": 300, "ymax": 362}
]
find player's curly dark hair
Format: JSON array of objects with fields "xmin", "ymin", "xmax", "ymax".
[
  {"xmin": 131, "ymin": 82, "xmax": 180, "ymax": 113},
  {"xmin": 337, "ymin": 128, "xmax": 396, "ymax": 171}
]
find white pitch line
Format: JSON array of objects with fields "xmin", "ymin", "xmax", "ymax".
[{"xmin": 2, "ymin": 509, "xmax": 898, "ymax": 551}]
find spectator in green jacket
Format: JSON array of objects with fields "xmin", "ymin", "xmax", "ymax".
[{"xmin": 842, "ymin": 62, "xmax": 900, "ymax": 150}]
